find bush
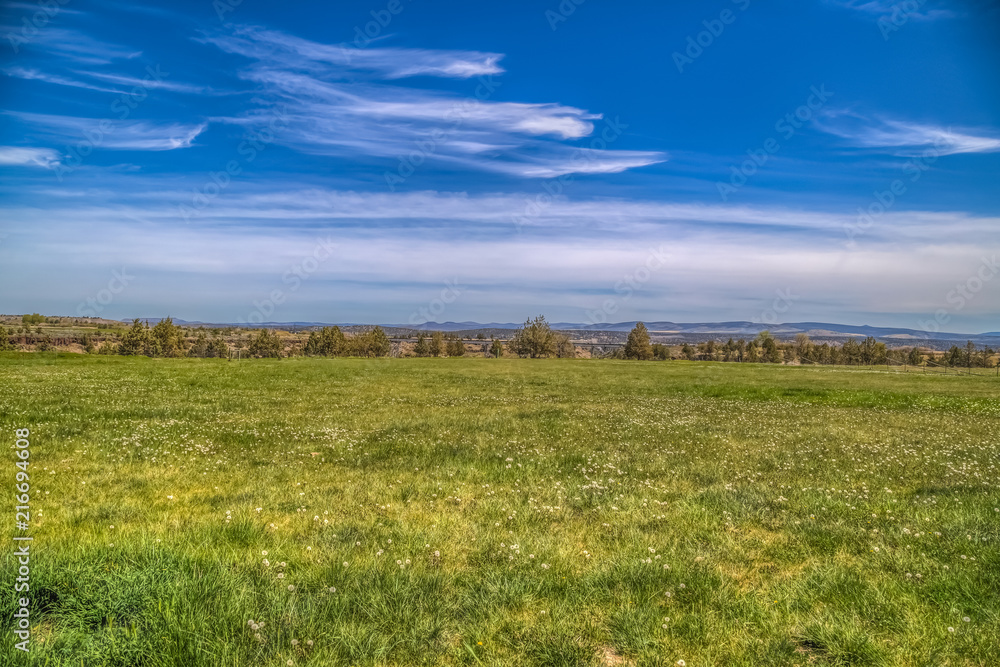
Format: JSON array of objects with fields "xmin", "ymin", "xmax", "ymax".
[{"xmin": 248, "ymin": 329, "xmax": 282, "ymax": 358}]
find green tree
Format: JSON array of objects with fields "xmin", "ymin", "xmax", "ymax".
[
  {"xmin": 321, "ymin": 327, "xmax": 347, "ymax": 356},
  {"xmin": 207, "ymin": 333, "xmax": 229, "ymax": 358},
  {"xmin": 762, "ymin": 337, "xmax": 780, "ymax": 363},
  {"xmin": 248, "ymin": 329, "xmax": 282, "ymax": 358},
  {"xmin": 304, "ymin": 331, "xmax": 321, "ymax": 356},
  {"xmin": 414, "ymin": 334, "xmax": 430, "ymax": 357},
  {"xmin": 680, "ymin": 343, "xmax": 697, "ymax": 361},
  {"xmin": 553, "ymin": 333, "xmax": 576, "ymax": 359},
  {"xmin": 490, "ymin": 338, "xmax": 503, "ymax": 358},
  {"xmin": 509, "ymin": 315, "xmax": 557, "ymax": 358},
  {"xmin": 754, "ymin": 331, "xmax": 781, "ymax": 363},
  {"xmin": 651, "ymin": 343, "xmax": 670, "ymax": 360},
  {"xmin": 189, "ymin": 330, "xmax": 209, "ymax": 357},
  {"xmin": 118, "ymin": 319, "xmax": 150, "ymax": 356},
  {"xmin": 148, "ymin": 317, "xmax": 185, "ymax": 357},
  {"xmin": 942, "ymin": 345, "xmax": 961, "ymax": 367},
  {"xmin": 623, "ymin": 322, "xmax": 653, "ymax": 360},
  {"xmin": 0, "ymin": 327, "xmax": 12, "ymax": 351},
  {"xmin": 794, "ymin": 333, "xmax": 813, "ymax": 362},
  {"xmin": 430, "ymin": 331, "xmax": 444, "ymax": 357},
  {"xmin": 448, "ymin": 337, "xmax": 466, "ymax": 357},
  {"xmin": 365, "ymin": 327, "xmax": 391, "ymax": 357}
]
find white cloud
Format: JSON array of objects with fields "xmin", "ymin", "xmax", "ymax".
[
  {"xmin": 0, "ymin": 146, "xmax": 61, "ymax": 168},
  {"xmin": 79, "ymin": 70, "xmax": 211, "ymax": 95},
  {"xmin": 815, "ymin": 110, "xmax": 1000, "ymax": 156},
  {"xmin": 200, "ymin": 26, "xmax": 505, "ymax": 80},
  {"xmin": 30, "ymin": 28, "xmax": 142, "ymax": 65},
  {"xmin": 7, "ymin": 112, "xmax": 207, "ymax": 151},
  {"xmin": 826, "ymin": 0, "xmax": 955, "ymax": 19},
  {"xmin": 203, "ymin": 26, "xmax": 664, "ymax": 178},
  {"xmin": 3, "ymin": 184, "xmax": 997, "ymax": 325},
  {"xmin": 2, "ymin": 66, "xmax": 123, "ymax": 93}
]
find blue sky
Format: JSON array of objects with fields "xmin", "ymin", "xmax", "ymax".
[{"xmin": 1, "ymin": 0, "xmax": 998, "ymax": 331}]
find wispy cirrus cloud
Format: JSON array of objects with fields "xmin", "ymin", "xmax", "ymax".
[
  {"xmin": 199, "ymin": 25, "xmax": 504, "ymax": 80},
  {"xmin": 28, "ymin": 28, "xmax": 142, "ymax": 65},
  {"xmin": 0, "ymin": 146, "xmax": 62, "ymax": 168},
  {"xmin": 2, "ymin": 66, "xmax": 124, "ymax": 93},
  {"xmin": 203, "ymin": 26, "xmax": 665, "ymax": 178},
  {"xmin": 825, "ymin": 0, "xmax": 956, "ymax": 19},
  {"xmin": 814, "ymin": 110, "xmax": 1000, "ymax": 156},
  {"xmin": 6, "ymin": 112, "xmax": 207, "ymax": 150},
  {"xmin": 79, "ymin": 70, "xmax": 211, "ymax": 95}
]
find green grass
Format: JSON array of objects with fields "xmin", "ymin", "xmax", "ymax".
[{"xmin": 1, "ymin": 353, "xmax": 998, "ymax": 666}]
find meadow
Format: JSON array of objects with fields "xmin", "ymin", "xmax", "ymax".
[{"xmin": 1, "ymin": 354, "xmax": 998, "ymax": 666}]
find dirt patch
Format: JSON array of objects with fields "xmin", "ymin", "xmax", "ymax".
[{"xmin": 598, "ymin": 645, "xmax": 634, "ymax": 667}]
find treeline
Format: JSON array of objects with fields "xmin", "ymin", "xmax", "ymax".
[
  {"xmin": 303, "ymin": 326, "xmax": 391, "ymax": 358},
  {"xmin": 405, "ymin": 317, "xmax": 573, "ymax": 359},
  {"xmin": 4, "ymin": 315, "xmax": 996, "ymax": 368},
  {"xmin": 411, "ymin": 331, "xmax": 484, "ymax": 357},
  {"xmin": 618, "ymin": 323, "xmax": 998, "ymax": 368},
  {"xmin": 99, "ymin": 320, "xmax": 395, "ymax": 359},
  {"xmin": 77, "ymin": 319, "xmax": 284, "ymax": 359}
]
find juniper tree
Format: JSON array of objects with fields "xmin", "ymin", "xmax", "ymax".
[
  {"xmin": 414, "ymin": 334, "xmax": 430, "ymax": 357},
  {"xmin": 118, "ymin": 319, "xmax": 149, "ymax": 356},
  {"xmin": 623, "ymin": 322, "xmax": 653, "ymax": 360},
  {"xmin": 248, "ymin": 329, "xmax": 282, "ymax": 358},
  {"xmin": 509, "ymin": 315, "xmax": 557, "ymax": 358},
  {"xmin": 430, "ymin": 331, "xmax": 444, "ymax": 357}
]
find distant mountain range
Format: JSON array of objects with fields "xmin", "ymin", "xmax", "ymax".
[{"xmin": 137, "ymin": 318, "xmax": 1000, "ymax": 345}]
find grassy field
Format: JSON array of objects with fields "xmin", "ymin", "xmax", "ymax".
[{"xmin": 1, "ymin": 354, "xmax": 998, "ymax": 666}]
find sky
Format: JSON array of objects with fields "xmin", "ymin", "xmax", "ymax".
[{"xmin": 0, "ymin": 0, "xmax": 998, "ymax": 331}]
